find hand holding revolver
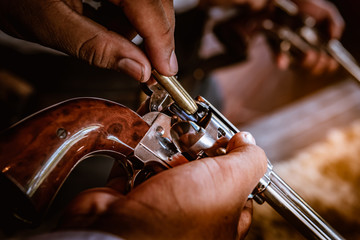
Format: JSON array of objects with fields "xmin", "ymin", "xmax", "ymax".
[
  {"xmin": 0, "ymin": 0, "xmax": 353, "ymax": 239},
  {"xmin": 276, "ymin": 0, "xmax": 345, "ymax": 75},
  {"xmin": 51, "ymin": 133, "xmax": 266, "ymax": 240},
  {"xmin": 206, "ymin": 0, "xmax": 345, "ymax": 75}
]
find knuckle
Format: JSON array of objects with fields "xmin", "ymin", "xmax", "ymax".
[
  {"xmin": 148, "ymin": 20, "xmax": 173, "ymax": 43},
  {"xmin": 248, "ymin": 144, "xmax": 268, "ymax": 173},
  {"xmin": 327, "ymin": 2, "xmax": 338, "ymax": 14},
  {"xmin": 77, "ymin": 32, "xmax": 116, "ymax": 69},
  {"xmin": 230, "ymin": 144, "xmax": 267, "ymax": 174},
  {"xmin": 326, "ymin": 2, "xmax": 345, "ymax": 25}
]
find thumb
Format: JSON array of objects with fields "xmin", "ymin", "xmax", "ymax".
[
  {"xmin": 219, "ymin": 131, "xmax": 267, "ymax": 198},
  {"xmin": 4, "ymin": 0, "xmax": 152, "ymax": 82}
]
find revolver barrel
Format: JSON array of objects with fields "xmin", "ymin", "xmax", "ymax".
[
  {"xmin": 256, "ymin": 170, "xmax": 344, "ymax": 240},
  {"xmin": 151, "ymin": 70, "xmax": 346, "ymax": 240},
  {"xmin": 199, "ymin": 96, "xmax": 345, "ymax": 240},
  {"xmin": 327, "ymin": 39, "xmax": 360, "ymax": 84}
]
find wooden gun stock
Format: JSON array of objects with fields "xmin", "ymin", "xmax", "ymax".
[{"xmin": 0, "ymin": 98, "xmax": 149, "ymax": 225}]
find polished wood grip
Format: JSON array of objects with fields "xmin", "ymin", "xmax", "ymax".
[{"xmin": 0, "ymin": 98, "xmax": 149, "ymax": 224}]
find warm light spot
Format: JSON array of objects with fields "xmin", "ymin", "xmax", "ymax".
[{"xmin": 2, "ymin": 166, "xmax": 10, "ymax": 173}]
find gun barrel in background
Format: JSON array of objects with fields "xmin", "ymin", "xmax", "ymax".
[
  {"xmin": 273, "ymin": 0, "xmax": 360, "ymax": 84},
  {"xmin": 327, "ymin": 39, "xmax": 360, "ymax": 84}
]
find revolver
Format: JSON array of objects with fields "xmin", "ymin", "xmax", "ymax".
[
  {"xmin": 0, "ymin": 70, "xmax": 345, "ymax": 239},
  {"xmin": 264, "ymin": 0, "xmax": 360, "ymax": 83},
  {"xmin": 213, "ymin": 0, "xmax": 360, "ymax": 84}
]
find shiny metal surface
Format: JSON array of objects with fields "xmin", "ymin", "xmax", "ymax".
[
  {"xmin": 259, "ymin": 171, "xmax": 344, "ymax": 240},
  {"xmin": 195, "ymin": 97, "xmax": 345, "ymax": 240},
  {"xmin": 135, "ymin": 112, "xmax": 177, "ymax": 167},
  {"xmin": 0, "ymin": 98, "xmax": 150, "ymax": 224},
  {"xmin": 171, "ymin": 121, "xmax": 217, "ymax": 159},
  {"xmin": 151, "ymin": 70, "xmax": 198, "ymax": 114},
  {"xmin": 148, "ymin": 84, "xmax": 173, "ymax": 112},
  {"xmin": 274, "ymin": 0, "xmax": 298, "ymax": 15},
  {"xmin": 26, "ymin": 125, "xmax": 101, "ymax": 196},
  {"xmin": 327, "ymin": 39, "xmax": 360, "ymax": 83},
  {"xmin": 147, "ymin": 93, "xmax": 345, "ymax": 239}
]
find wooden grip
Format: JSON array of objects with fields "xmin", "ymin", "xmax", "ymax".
[{"xmin": 0, "ymin": 98, "xmax": 149, "ymax": 224}]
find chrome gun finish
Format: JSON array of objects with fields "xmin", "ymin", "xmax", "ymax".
[
  {"xmin": 141, "ymin": 72, "xmax": 345, "ymax": 239},
  {"xmin": 131, "ymin": 111, "xmax": 189, "ymax": 187},
  {"xmin": 199, "ymin": 97, "xmax": 344, "ymax": 240}
]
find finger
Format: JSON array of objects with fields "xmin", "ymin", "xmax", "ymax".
[
  {"xmin": 297, "ymin": 48, "xmax": 337, "ymax": 74},
  {"xmin": 236, "ymin": 200, "xmax": 253, "ymax": 240},
  {"xmin": 59, "ymin": 187, "xmax": 122, "ymax": 228},
  {"xmin": 214, "ymin": 132, "xmax": 267, "ymax": 198},
  {"xmin": 123, "ymin": 132, "xmax": 266, "ymax": 239},
  {"xmin": 310, "ymin": 51, "xmax": 329, "ymax": 75},
  {"xmin": 106, "ymin": 160, "xmax": 133, "ymax": 194},
  {"xmin": 5, "ymin": 0, "xmax": 152, "ymax": 82},
  {"xmin": 247, "ymin": 0, "xmax": 269, "ymax": 11},
  {"xmin": 302, "ymin": 50, "xmax": 318, "ymax": 69},
  {"xmin": 320, "ymin": 1, "xmax": 345, "ymax": 39},
  {"xmin": 62, "ymin": 0, "xmax": 83, "ymax": 13},
  {"xmin": 276, "ymin": 52, "xmax": 291, "ymax": 70},
  {"xmin": 226, "ymin": 131, "xmax": 257, "ymax": 151},
  {"xmin": 327, "ymin": 58, "xmax": 339, "ymax": 73},
  {"xmin": 120, "ymin": 0, "xmax": 178, "ymax": 76},
  {"xmin": 295, "ymin": 0, "xmax": 345, "ymax": 39},
  {"xmin": 130, "ymin": 132, "xmax": 266, "ymax": 208}
]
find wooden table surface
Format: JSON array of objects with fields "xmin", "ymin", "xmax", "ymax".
[{"xmin": 239, "ymin": 79, "xmax": 360, "ymax": 163}]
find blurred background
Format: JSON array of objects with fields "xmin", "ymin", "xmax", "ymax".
[{"xmin": 0, "ymin": 0, "xmax": 360, "ymax": 239}]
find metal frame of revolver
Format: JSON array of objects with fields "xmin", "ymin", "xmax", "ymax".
[
  {"xmin": 129, "ymin": 80, "xmax": 344, "ymax": 240},
  {"xmin": 125, "ymin": 1, "xmax": 360, "ymax": 238}
]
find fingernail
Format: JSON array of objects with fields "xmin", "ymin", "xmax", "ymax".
[
  {"xmin": 169, "ymin": 50, "xmax": 178, "ymax": 74},
  {"xmin": 118, "ymin": 58, "xmax": 144, "ymax": 82},
  {"xmin": 241, "ymin": 132, "xmax": 256, "ymax": 145}
]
